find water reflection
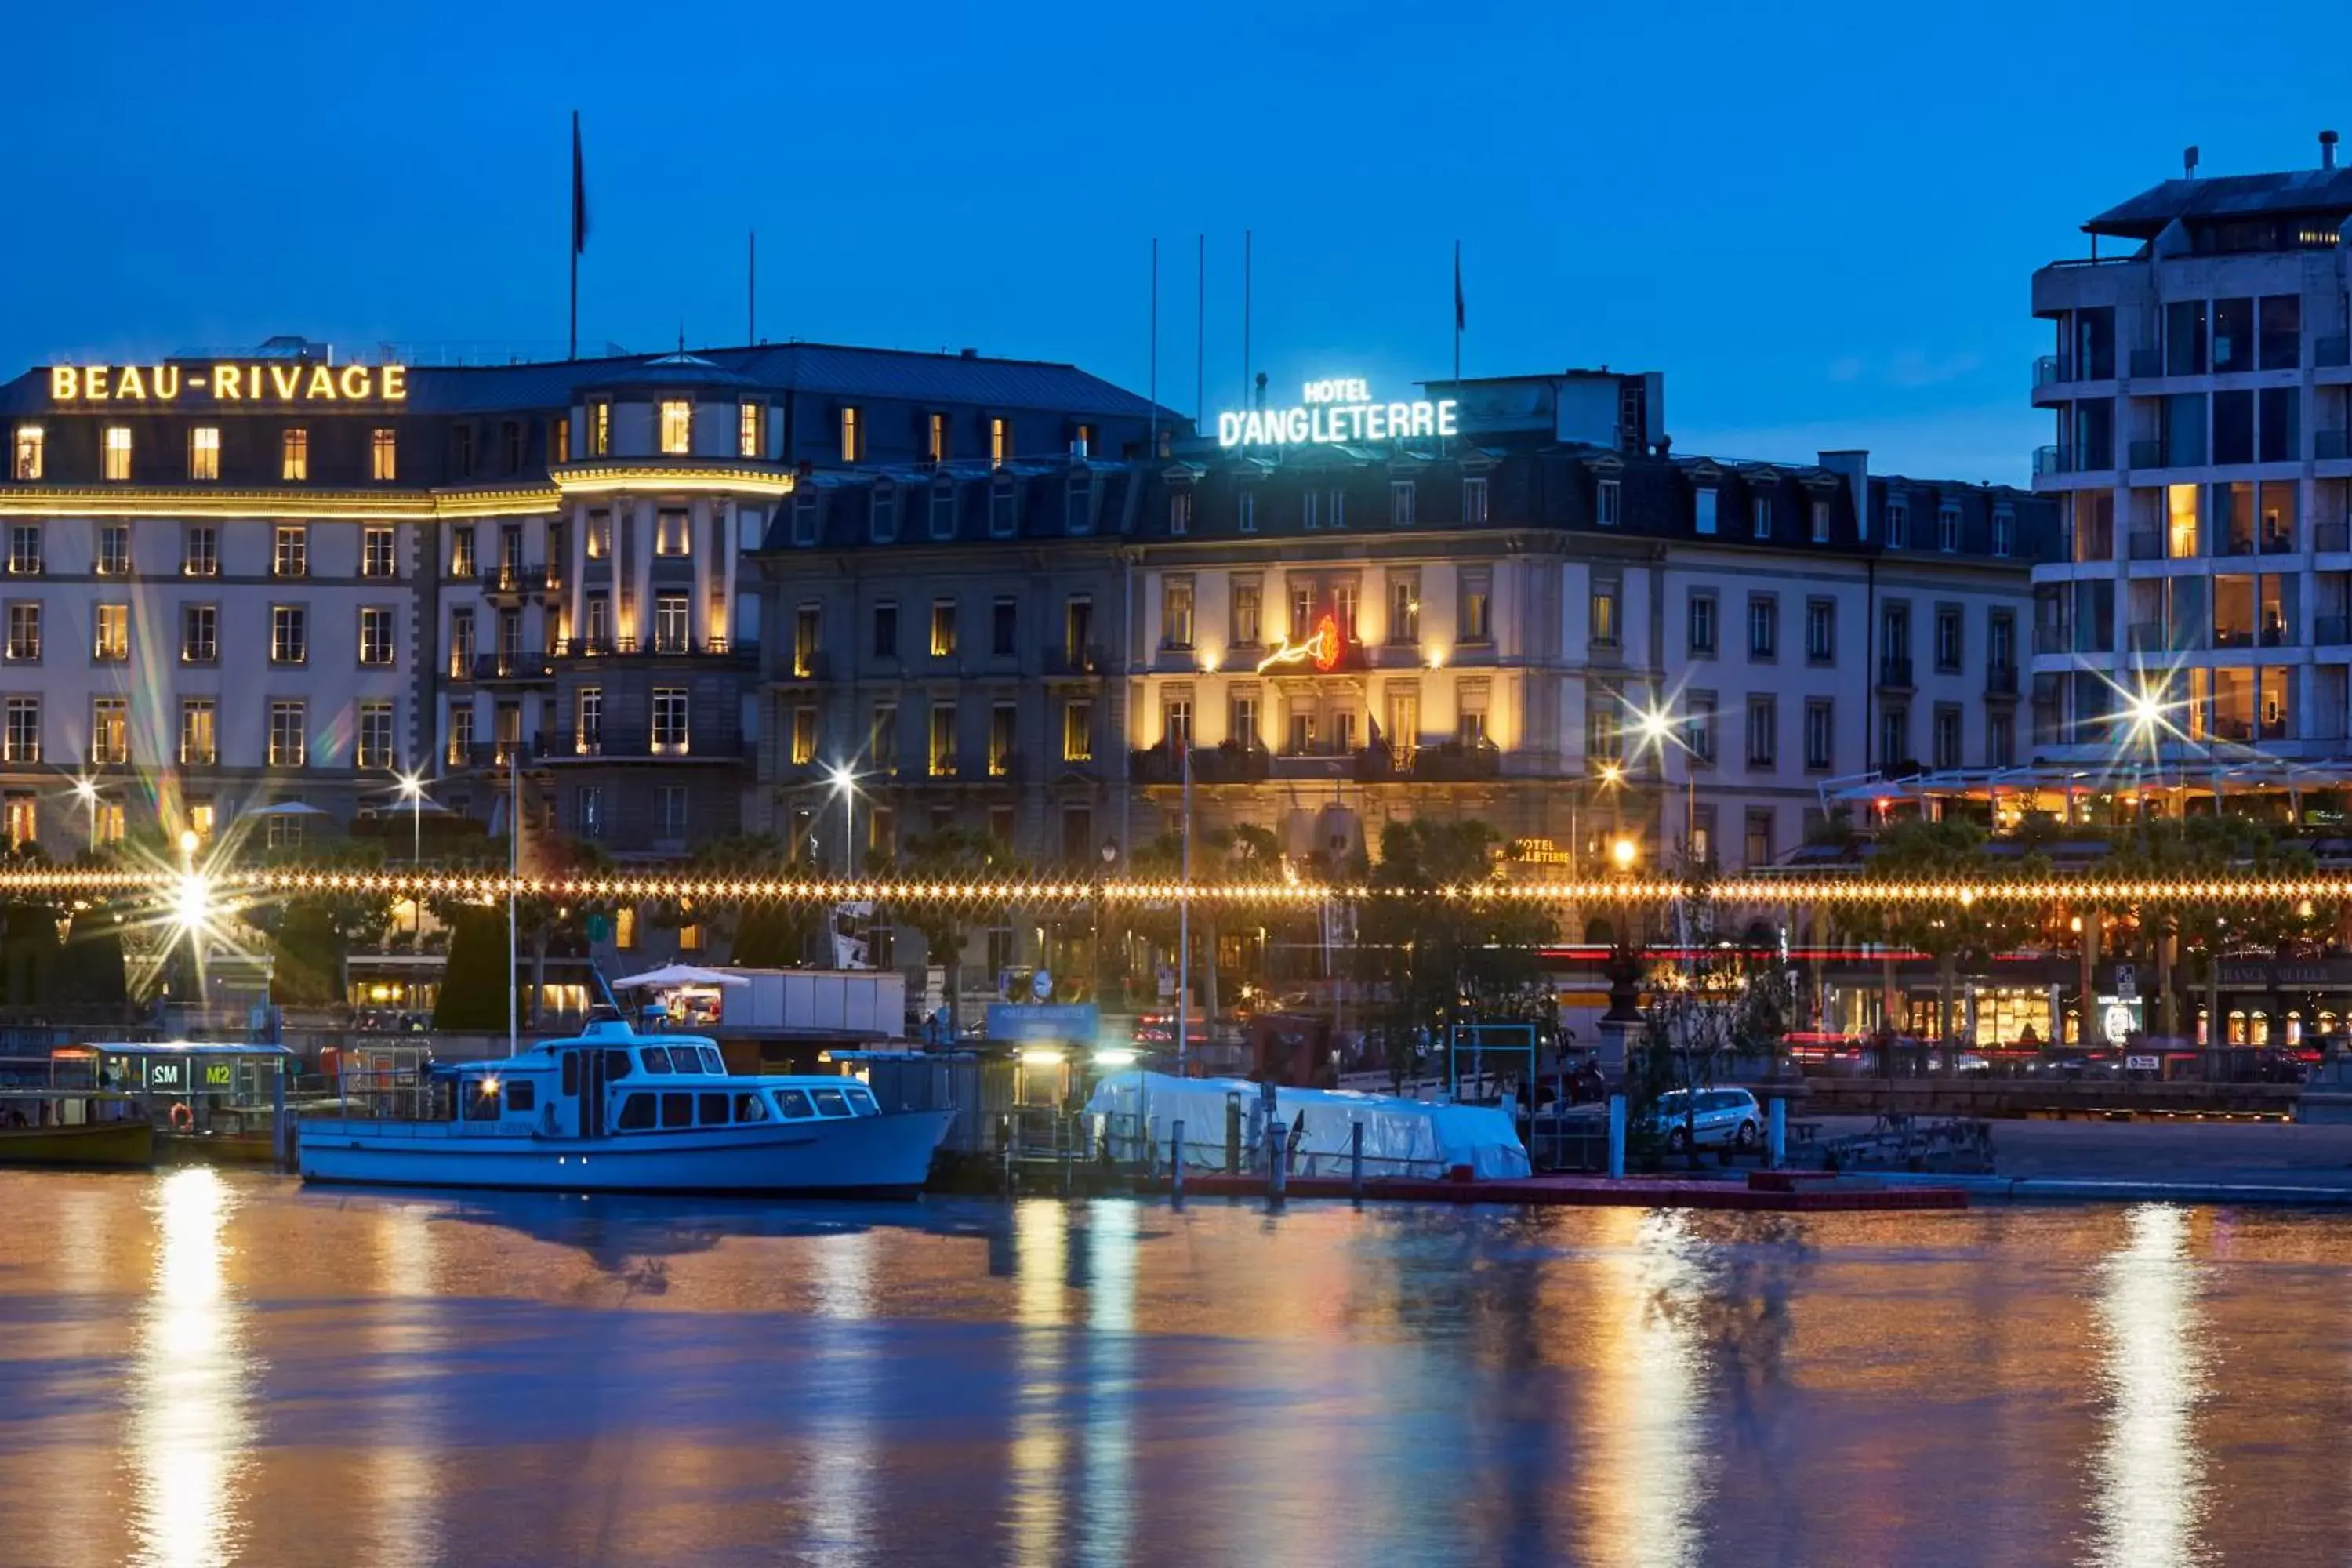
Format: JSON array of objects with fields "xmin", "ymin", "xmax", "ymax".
[
  {"xmin": 804, "ymin": 1228, "xmax": 877, "ymax": 1566},
  {"xmin": 2090, "ymin": 1204, "xmax": 2209, "ymax": 1568},
  {"xmin": 132, "ymin": 1167, "xmax": 254, "ymax": 1568},
  {"xmin": 366, "ymin": 1204, "xmax": 443, "ymax": 1568},
  {"xmin": 1079, "ymin": 1200, "xmax": 1136, "ymax": 1567},
  {"xmin": 1010, "ymin": 1198, "xmax": 1069, "ymax": 1563},
  {"xmin": 1581, "ymin": 1209, "xmax": 1713, "ymax": 1568}
]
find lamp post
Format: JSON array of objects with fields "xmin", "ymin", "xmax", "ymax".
[
  {"xmin": 396, "ymin": 770, "xmax": 428, "ymax": 863},
  {"xmin": 827, "ymin": 762, "xmax": 858, "ymax": 878},
  {"xmin": 71, "ymin": 776, "xmax": 99, "ymax": 855}
]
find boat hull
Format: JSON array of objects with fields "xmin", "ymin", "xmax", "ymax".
[
  {"xmin": 0, "ymin": 1119, "xmax": 155, "ymax": 1169},
  {"xmin": 296, "ymin": 1109, "xmax": 954, "ymax": 1195}
]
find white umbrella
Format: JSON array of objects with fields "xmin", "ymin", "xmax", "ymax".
[
  {"xmin": 611, "ymin": 964, "xmax": 751, "ymax": 989},
  {"xmin": 249, "ymin": 800, "xmax": 330, "ymax": 816}
]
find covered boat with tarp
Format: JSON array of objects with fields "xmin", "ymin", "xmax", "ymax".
[{"xmin": 1084, "ymin": 1070, "xmax": 1531, "ymax": 1180}]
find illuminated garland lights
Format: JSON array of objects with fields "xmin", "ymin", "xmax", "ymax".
[{"xmin": 14, "ymin": 867, "xmax": 2352, "ymax": 907}]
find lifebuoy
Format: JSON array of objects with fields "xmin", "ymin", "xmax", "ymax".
[{"xmin": 168, "ymin": 1102, "xmax": 193, "ymax": 1132}]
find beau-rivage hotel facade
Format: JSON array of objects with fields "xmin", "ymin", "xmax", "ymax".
[{"xmin": 0, "ymin": 339, "xmax": 2052, "ymax": 873}]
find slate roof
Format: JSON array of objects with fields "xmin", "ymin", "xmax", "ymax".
[{"xmin": 2086, "ymin": 167, "xmax": 2352, "ymax": 239}]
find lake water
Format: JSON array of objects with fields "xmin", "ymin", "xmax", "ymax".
[{"xmin": 2, "ymin": 1169, "xmax": 2350, "ymax": 1566}]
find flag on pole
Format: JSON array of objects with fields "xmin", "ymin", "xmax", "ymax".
[
  {"xmin": 1454, "ymin": 241, "xmax": 1465, "ymax": 332},
  {"xmin": 571, "ymin": 111, "xmax": 589, "ymax": 256}
]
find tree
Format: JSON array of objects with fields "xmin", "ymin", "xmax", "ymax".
[
  {"xmin": 2111, "ymin": 814, "xmax": 2321, "ymax": 1047},
  {"xmin": 249, "ymin": 840, "xmax": 396, "ymax": 1009},
  {"xmin": 424, "ymin": 834, "xmax": 611, "ymax": 1029},
  {"xmin": 895, "ymin": 827, "xmax": 1018, "ymax": 1039},
  {"xmin": 646, "ymin": 833, "xmax": 818, "ymax": 967},
  {"xmin": 1860, "ymin": 818, "xmax": 2049, "ymax": 1057}
]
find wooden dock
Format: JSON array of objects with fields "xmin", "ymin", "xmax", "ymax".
[{"xmin": 1142, "ymin": 1170, "xmax": 1969, "ymax": 1212}]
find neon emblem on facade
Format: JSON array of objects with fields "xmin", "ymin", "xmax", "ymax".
[
  {"xmin": 1255, "ymin": 611, "xmax": 1346, "ymax": 674},
  {"xmin": 1218, "ymin": 377, "xmax": 1457, "ymax": 449}
]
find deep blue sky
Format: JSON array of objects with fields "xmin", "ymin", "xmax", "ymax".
[{"xmin": 0, "ymin": 0, "xmax": 2337, "ymax": 481}]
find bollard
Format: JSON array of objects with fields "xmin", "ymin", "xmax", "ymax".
[
  {"xmin": 271, "ymin": 1058, "xmax": 291, "ymax": 1171},
  {"xmin": 1350, "ymin": 1120, "xmax": 1365, "ymax": 1199},
  {"xmin": 1768, "ymin": 1096, "xmax": 1787, "ymax": 1171},
  {"xmin": 1606, "ymin": 1093, "xmax": 1627, "ymax": 1180},
  {"xmin": 1225, "ymin": 1092, "xmax": 1242, "ymax": 1174},
  {"xmin": 1001, "ymin": 1112, "xmax": 1014, "ymax": 1197},
  {"xmin": 1171, "ymin": 1117, "xmax": 1185, "ymax": 1204},
  {"xmin": 1058, "ymin": 1115, "xmax": 1073, "ymax": 1196},
  {"xmin": 1268, "ymin": 1121, "xmax": 1288, "ymax": 1204}
]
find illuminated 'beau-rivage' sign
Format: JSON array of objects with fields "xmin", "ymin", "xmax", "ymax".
[
  {"xmin": 1216, "ymin": 377, "xmax": 1457, "ymax": 449},
  {"xmin": 49, "ymin": 362, "xmax": 409, "ymax": 403}
]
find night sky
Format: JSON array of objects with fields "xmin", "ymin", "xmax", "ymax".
[{"xmin": 1, "ymin": 0, "xmax": 2338, "ymax": 480}]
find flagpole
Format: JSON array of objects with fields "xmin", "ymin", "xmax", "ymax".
[
  {"xmin": 1452, "ymin": 239, "xmax": 1462, "ymax": 387},
  {"xmin": 507, "ymin": 747, "xmax": 520, "ymax": 1057},
  {"xmin": 568, "ymin": 110, "xmax": 585, "ymax": 361},
  {"xmin": 748, "ymin": 230, "xmax": 757, "ymax": 343}
]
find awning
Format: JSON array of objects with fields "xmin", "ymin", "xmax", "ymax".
[{"xmin": 611, "ymin": 965, "xmax": 751, "ymax": 989}]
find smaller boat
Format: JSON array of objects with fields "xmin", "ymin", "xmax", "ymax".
[
  {"xmin": 298, "ymin": 1016, "xmax": 955, "ymax": 1195},
  {"xmin": 0, "ymin": 1116, "xmax": 155, "ymax": 1168}
]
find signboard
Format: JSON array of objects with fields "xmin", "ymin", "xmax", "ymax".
[
  {"xmin": 986, "ymin": 1003, "xmax": 1101, "ymax": 1046},
  {"xmin": 1254, "ymin": 610, "xmax": 1352, "ymax": 675},
  {"xmin": 49, "ymin": 361, "xmax": 408, "ymax": 405},
  {"xmin": 2125, "ymin": 1054, "xmax": 2161, "ymax": 1072},
  {"xmin": 1216, "ymin": 377, "xmax": 1457, "ymax": 450},
  {"xmin": 1030, "ymin": 969, "xmax": 1054, "ymax": 1001},
  {"xmin": 2096, "ymin": 994, "xmax": 2142, "ymax": 1047},
  {"xmin": 145, "ymin": 1057, "xmax": 189, "ymax": 1095},
  {"xmin": 2114, "ymin": 964, "xmax": 2137, "ymax": 1000}
]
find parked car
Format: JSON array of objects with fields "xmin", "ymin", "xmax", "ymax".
[{"xmin": 1646, "ymin": 1087, "xmax": 1763, "ymax": 1152}]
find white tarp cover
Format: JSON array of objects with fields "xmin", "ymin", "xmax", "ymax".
[{"xmin": 1084, "ymin": 1071, "xmax": 1532, "ymax": 1181}]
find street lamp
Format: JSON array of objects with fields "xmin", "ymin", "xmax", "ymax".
[
  {"xmin": 1610, "ymin": 834, "xmax": 1639, "ymax": 873},
  {"xmin": 826, "ymin": 762, "xmax": 858, "ymax": 877},
  {"xmin": 1630, "ymin": 699, "xmax": 1698, "ymax": 871},
  {"xmin": 396, "ymin": 770, "xmax": 429, "ymax": 863},
  {"xmin": 71, "ymin": 775, "xmax": 99, "ymax": 854}
]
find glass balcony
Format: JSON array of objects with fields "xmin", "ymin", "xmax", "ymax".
[
  {"xmin": 2317, "ymin": 429, "xmax": 2351, "ymax": 461},
  {"xmin": 2128, "ymin": 347, "xmax": 2165, "ymax": 379},
  {"xmin": 2318, "ymin": 336, "xmax": 2351, "ymax": 369},
  {"xmin": 2126, "ymin": 438, "xmax": 2164, "ymax": 470}
]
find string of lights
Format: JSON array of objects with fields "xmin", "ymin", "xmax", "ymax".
[{"xmin": 6, "ymin": 866, "xmax": 2347, "ymax": 907}]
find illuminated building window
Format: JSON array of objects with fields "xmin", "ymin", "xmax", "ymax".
[
  {"xmin": 370, "ymin": 427, "xmax": 397, "ymax": 481},
  {"xmin": 93, "ymin": 604, "xmax": 127, "ymax": 662},
  {"xmin": 1169, "ymin": 492, "xmax": 1192, "ymax": 536},
  {"xmin": 1161, "ymin": 577, "xmax": 1194, "ymax": 650},
  {"xmin": 590, "ymin": 401, "xmax": 611, "ymax": 457},
  {"xmin": 575, "ymin": 688, "xmax": 601, "ymax": 754},
  {"xmin": 989, "ymin": 417, "xmax": 1009, "ymax": 467},
  {"xmin": 739, "ymin": 401, "xmax": 762, "ymax": 459},
  {"xmin": 793, "ymin": 604, "xmax": 820, "ymax": 677},
  {"xmin": 182, "ymin": 426, "xmax": 214, "ymax": 483},
  {"xmin": 1391, "ymin": 481, "xmax": 1415, "ymax": 528},
  {"xmin": 1386, "ymin": 686, "xmax": 1419, "ymax": 757},
  {"xmin": 1457, "ymin": 681, "xmax": 1490, "ymax": 748},
  {"xmin": 930, "ymin": 600, "xmax": 958, "ymax": 659},
  {"xmin": 448, "ymin": 608, "xmax": 475, "ymax": 676},
  {"xmin": 1229, "ymin": 691, "xmax": 1258, "ymax": 750},
  {"xmin": 655, "ymin": 594, "xmax": 689, "ymax": 654},
  {"xmin": 276, "ymin": 426, "xmax": 308, "ymax": 482},
  {"xmin": 180, "ymin": 604, "xmax": 216, "ymax": 664},
  {"xmin": 449, "ymin": 526, "xmax": 477, "ymax": 579},
  {"xmin": 8, "ymin": 524, "xmax": 42, "ymax": 576},
  {"xmin": 13, "ymin": 425, "xmax": 43, "ymax": 481},
  {"xmin": 4, "ymin": 697, "xmax": 41, "ymax": 763},
  {"xmin": 869, "ymin": 703, "xmax": 897, "ymax": 772},
  {"xmin": 183, "ymin": 525, "xmax": 216, "ymax": 577},
  {"xmin": 651, "ymin": 687, "xmax": 688, "ymax": 754},
  {"xmin": 1595, "ymin": 478, "xmax": 1619, "ymax": 528},
  {"xmin": 585, "ymin": 510, "xmax": 609, "ymax": 560},
  {"xmin": 1464, "ymin": 475, "xmax": 1490, "ymax": 525},
  {"xmin": 93, "ymin": 800, "xmax": 123, "ymax": 844},
  {"xmin": 187, "ymin": 801, "xmax": 214, "ymax": 840},
  {"xmin": 989, "ymin": 702, "xmax": 1015, "ymax": 777},
  {"xmin": 552, "ymin": 416, "xmax": 571, "ymax": 465},
  {"xmin": 1231, "ymin": 582, "xmax": 1260, "ymax": 646},
  {"xmin": 445, "ymin": 704, "xmax": 473, "ymax": 768},
  {"xmin": 928, "ymin": 702, "xmax": 957, "ymax": 776},
  {"xmin": 270, "ymin": 605, "xmax": 307, "ymax": 665},
  {"xmin": 2, "ymin": 794, "xmax": 33, "ymax": 848},
  {"xmin": 611, "ymin": 898, "xmax": 632, "ymax": 946},
  {"xmin": 1160, "ymin": 694, "xmax": 1192, "ymax": 751},
  {"xmin": 656, "ymin": 509, "xmax": 691, "ymax": 557},
  {"xmin": 677, "ymin": 919, "xmax": 702, "ymax": 953},
  {"xmin": 659, "ymin": 400, "xmax": 692, "ymax": 456},
  {"xmin": 583, "ymin": 595, "xmax": 609, "ymax": 649},
  {"xmin": 273, "ymin": 524, "xmax": 307, "ymax": 578},
  {"xmin": 1381, "ymin": 577, "xmax": 1419, "ymax": 647},
  {"xmin": 1063, "ymin": 699, "xmax": 1093, "ymax": 762},
  {"xmin": 4, "ymin": 602, "xmax": 36, "ymax": 660},
  {"xmin": 789, "ymin": 705, "xmax": 816, "ymax": 767},
  {"xmin": 1589, "ymin": 586, "xmax": 1618, "ymax": 649},
  {"xmin": 363, "ymin": 526, "xmax": 396, "ymax": 578},
  {"xmin": 97, "ymin": 523, "xmax": 129, "ymax": 575},
  {"xmin": 358, "ymin": 701, "xmax": 394, "ymax": 770},
  {"xmin": 1333, "ymin": 580, "xmax": 1359, "ymax": 640},
  {"xmin": 1073, "ymin": 423, "xmax": 1094, "ymax": 458},
  {"xmin": 1458, "ymin": 569, "xmax": 1492, "ymax": 644},
  {"xmin": 839, "ymin": 406, "xmax": 862, "ymax": 463},
  {"xmin": 102, "ymin": 426, "xmax": 131, "ymax": 481},
  {"xmin": 2167, "ymin": 485, "xmax": 2200, "ymax": 559},
  {"xmin": 180, "ymin": 699, "xmax": 216, "ymax": 765},
  {"xmin": 359, "ymin": 607, "xmax": 395, "ymax": 666},
  {"xmin": 928, "ymin": 412, "xmax": 949, "ymax": 463}
]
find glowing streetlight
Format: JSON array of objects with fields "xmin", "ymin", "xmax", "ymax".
[
  {"xmin": 826, "ymin": 762, "xmax": 859, "ymax": 876},
  {"xmin": 396, "ymin": 770, "xmax": 429, "ymax": 863},
  {"xmin": 71, "ymin": 775, "xmax": 99, "ymax": 853},
  {"xmin": 1610, "ymin": 834, "xmax": 1639, "ymax": 873},
  {"xmin": 177, "ymin": 828, "xmax": 201, "ymax": 862}
]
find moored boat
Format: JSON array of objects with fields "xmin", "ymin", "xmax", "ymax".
[
  {"xmin": 0, "ymin": 1117, "xmax": 155, "ymax": 1168},
  {"xmin": 297, "ymin": 1017, "xmax": 953, "ymax": 1195}
]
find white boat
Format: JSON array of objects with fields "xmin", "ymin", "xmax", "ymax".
[{"xmin": 297, "ymin": 1018, "xmax": 953, "ymax": 1195}]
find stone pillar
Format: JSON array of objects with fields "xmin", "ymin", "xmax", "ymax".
[
  {"xmin": 720, "ymin": 496, "xmax": 740, "ymax": 647},
  {"xmin": 690, "ymin": 498, "xmax": 714, "ymax": 648},
  {"xmin": 630, "ymin": 497, "xmax": 655, "ymax": 648}
]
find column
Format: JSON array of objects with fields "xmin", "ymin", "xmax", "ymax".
[
  {"xmin": 690, "ymin": 498, "xmax": 714, "ymax": 648},
  {"xmin": 630, "ymin": 498, "xmax": 655, "ymax": 648},
  {"xmin": 568, "ymin": 498, "xmax": 592, "ymax": 643},
  {"xmin": 720, "ymin": 497, "xmax": 740, "ymax": 648}
]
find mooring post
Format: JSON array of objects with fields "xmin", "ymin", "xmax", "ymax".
[
  {"xmin": 1000, "ymin": 1112, "xmax": 1014, "ymax": 1197},
  {"xmin": 272, "ymin": 1058, "xmax": 291, "ymax": 1171},
  {"xmin": 1769, "ymin": 1094, "xmax": 1787, "ymax": 1171},
  {"xmin": 1350, "ymin": 1120, "xmax": 1365, "ymax": 1198},
  {"xmin": 1606, "ymin": 1093, "xmax": 1627, "ymax": 1180},
  {"xmin": 1058, "ymin": 1114, "xmax": 1073, "ymax": 1197},
  {"xmin": 1171, "ymin": 1117, "xmax": 1185, "ymax": 1204},
  {"xmin": 1268, "ymin": 1120, "xmax": 1287, "ymax": 1204}
]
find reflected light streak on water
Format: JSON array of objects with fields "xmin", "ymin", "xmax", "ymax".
[
  {"xmin": 804, "ymin": 1229, "xmax": 878, "ymax": 1568},
  {"xmin": 367, "ymin": 1204, "xmax": 442, "ymax": 1568},
  {"xmin": 1078, "ymin": 1200, "xmax": 1136, "ymax": 1568},
  {"xmin": 132, "ymin": 1167, "xmax": 253, "ymax": 1568},
  {"xmin": 2089, "ymin": 1204, "xmax": 2209, "ymax": 1568},
  {"xmin": 1011, "ymin": 1198, "xmax": 1069, "ymax": 1563},
  {"xmin": 1582, "ymin": 1209, "xmax": 1711, "ymax": 1568}
]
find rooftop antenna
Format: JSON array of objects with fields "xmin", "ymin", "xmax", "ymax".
[
  {"xmin": 1149, "ymin": 237, "xmax": 1159, "ymax": 456},
  {"xmin": 748, "ymin": 230, "xmax": 757, "ymax": 343},
  {"xmin": 1196, "ymin": 233, "xmax": 1205, "ymax": 429},
  {"xmin": 1243, "ymin": 229, "xmax": 1252, "ymax": 407}
]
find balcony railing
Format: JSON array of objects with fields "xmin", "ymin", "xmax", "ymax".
[
  {"xmin": 481, "ymin": 563, "xmax": 549, "ymax": 594},
  {"xmin": 2126, "ymin": 529, "xmax": 2161, "ymax": 561},
  {"xmin": 1129, "ymin": 742, "xmax": 1271, "ymax": 786},
  {"xmin": 2319, "ymin": 336, "xmax": 2351, "ymax": 369},
  {"xmin": 2321, "ymin": 520, "xmax": 2352, "ymax": 554},
  {"xmin": 1877, "ymin": 656, "xmax": 1913, "ymax": 690},
  {"xmin": 2033, "ymin": 445, "xmax": 2064, "ymax": 477},
  {"xmin": 1985, "ymin": 665, "xmax": 2018, "ymax": 699},
  {"xmin": 2128, "ymin": 347, "xmax": 2165, "ymax": 379},
  {"xmin": 2318, "ymin": 429, "xmax": 2351, "ymax": 461},
  {"xmin": 2032, "ymin": 355, "xmax": 2062, "ymax": 390},
  {"xmin": 2318, "ymin": 615, "xmax": 2351, "ymax": 645},
  {"xmin": 474, "ymin": 652, "xmax": 552, "ymax": 681},
  {"xmin": 2126, "ymin": 438, "xmax": 2164, "ymax": 470},
  {"xmin": 1045, "ymin": 644, "xmax": 1103, "ymax": 677},
  {"xmin": 2127, "ymin": 621, "xmax": 2165, "ymax": 652}
]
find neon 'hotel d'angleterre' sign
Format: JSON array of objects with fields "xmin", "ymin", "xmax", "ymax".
[{"xmin": 1216, "ymin": 377, "xmax": 1457, "ymax": 448}]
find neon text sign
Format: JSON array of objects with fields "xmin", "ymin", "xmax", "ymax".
[
  {"xmin": 49, "ymin": 363, "xmax": 409, "ymax": 404},
  {"xmin": 1218, "ymin": 377, "xmax": 1457, "ymax": 449}
]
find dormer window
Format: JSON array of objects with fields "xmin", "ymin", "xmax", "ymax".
[
  {"xmin": 590, "ymin": 400, "xmax": 612, "ymax": 457},
  {"xmin": 659, "ymin": 400, "xmax": 692, "ymax": 456},
  {"xmin": 840, "ymin": 406, "xmax": 862, "ymax": 464},
  {"xmin": 739, "ymin": 401, "xmax": 762, "ymax": 459}
]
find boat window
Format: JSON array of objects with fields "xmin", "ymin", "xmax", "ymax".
[
  {"xmin": 641, "ymin": 1047, "xmax": 673, "ymax": 1073},
  {"xmin": 463, "ymin": 1080, "xmax": 502, "ymax": 1120},
  {"xmin": 698, "ymin": 1092, "xmax": 730, "ymax": 1125},
  {"xmin": 699, "ymin": 1046, "xmax": 725, "ymax": 1073},
  {"xmin": 775, "ymin": 1088, "xmax": 815, "ymax": 1120},
  {"xmin": 844, "ymin": 1087, "xmax": 879, "ymax": 1116},
  {"xmin": 733, "ymin": 1093, "xmax": 769, "ymax": 1123},
  {"xmin": 561, "ymin": 1054, "xmax": 579, "ymax": 1096},
  {"xmin": 810, "ymin": 1087, "xmax": 851, "ymax": 1117},
  {"xmin": 507, "ymin": 1080, "xmax": 538, "ymax": 1113},
  {"xmin": 675, "ymin": 1049, "xmax": 707, "ymax": 1075},
  {"xmin": 616, "ymin": 1093, "xmax": 655, "ymax": 1131},
  {"xmin": 603, "ymin": 1050, "xmax": 633, "ymax": 1080},
  {"xmin": 660, "ymin": 1092, "xmax": 693, "ymax": 1129}
]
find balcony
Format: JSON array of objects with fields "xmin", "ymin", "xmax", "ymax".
[
  {"xmin": 1404, "ymin": 741, "xmax": 1501, "ymax": 782},
  {"xmin": 2033, "ymin": 445, "xmax": 2064, "ymax": 477},
  {"xmin": 536, "ymin": 728, "xmax": 746, "ymax": 762},
  {"xmin": 482, "ymin": 562, "xmax": 548, "ymax": 598},
  {"xmin": 1877, "ymin": 655, "xmax": 1913, "ymax": 691},
  {"xmin": 1129, "ymin": 742, "xmax": 1271, "ymax": 786},
  {"xmin": 1045, "ymin": 644, "xmax": 1103, "ymax": 678},
  {"xmin": 1985, "ymin": 665, "xmax": 2018, "ymax": 699},
  {"xmin": 2127, "ymin": 621, "xmax": 2165, "ymax": 653},
  {"xmin": 2319, "ymin": 336, "xmax": 2351, "ymax": 369},
  {"xmin": 2318, "ymin": 430, "xmax": 2352, "ymax": 462},
  {"xmin": 446, "ymin": 654, "xmax": 477, "ymax": 682},
  {"xmin": 2128, "ymin": 347, "xmax": 2165, "ymax": 379},
  {"xmin": 553, "ymin": 636, "xmax": 755, "ymax": 664},
  {"xmin": 2126, "ymin": 438, "xmax": 2164, "ymax": 470},
  {"xmin": 2033, "ymin": 626, "xmax": 2071, "ymax": 656},
  {"xmin": 2032, "ymin": 354, "xmax": 2063, "ymax": 390},
  {"xmin": 778, "ymin": 649, "xmax": 833, "ymax": 682},
  {"xmin": 2319, "ymin": 519, "xmax": 2350, "ymax": 554},
  {"xmin": 2126, "ymin": 529, "xmax": 2162, "ymax": 561},
  {"xmin": 474, "ymin": 652, "xmax": 552, "ymax": 682},
  {"xmin": 2319, "ymin": 615, "xmax": 2351, "ymax": 645}
]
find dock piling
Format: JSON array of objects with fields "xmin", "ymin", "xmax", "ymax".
[
  {"xmin": 1268, "ymin": 1120, "xmax": 1287, "ymax": 1205},
  {"xmin": 1606, "ymin": 1094, "xmax": 1627, "ymax": 1180},
  {"xmin": 1768, "ymin": 1096, "xmax": 1787, "ymax": 1171},
  {"xmin": 1350, "ymin": 1120, "xmax": 1364, "ymax": 1199},
  {"xmin": 1171, "ymin": 1118, "xmax": 1185, "ymax": 1205}
]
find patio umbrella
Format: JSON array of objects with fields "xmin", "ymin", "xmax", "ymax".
[{"xmin": 610, "ymin": 965, "xmax": 752, "ymax": 989}]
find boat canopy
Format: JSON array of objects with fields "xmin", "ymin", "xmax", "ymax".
[{"xmin": 1084, "ymin": 1070, "xmax": 1532, "ymax": 1180}]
